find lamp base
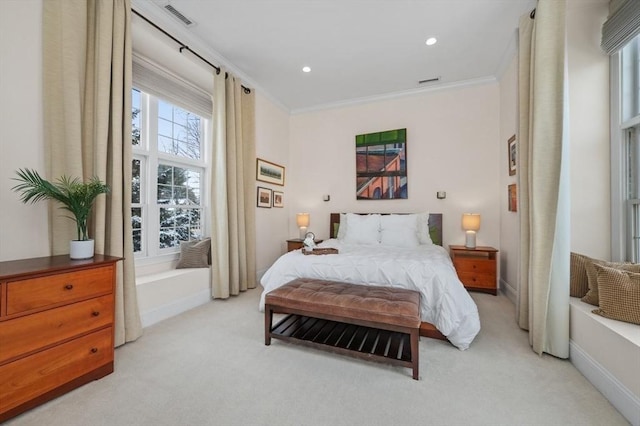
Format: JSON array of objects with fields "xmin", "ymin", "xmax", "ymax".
[
  {"xmin": 464, "ymin": 231, "xmax": 477, "ymax": 249},
  {"xmin": 299, "ymin": 226, "xmax": 308, "ymax": 239}
]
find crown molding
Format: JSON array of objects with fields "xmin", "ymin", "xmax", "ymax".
[{"xmin": 290, "ymin": 76, "xmax": 498, "ymax": 115}]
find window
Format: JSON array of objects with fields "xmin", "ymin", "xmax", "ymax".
[
  {"xmin": 615, "ymin": 35, "xmax": 640, "ymax": 262},
  {"xmin": 131, "ymin": 88, "xmax": 208, "ymax": 259}
]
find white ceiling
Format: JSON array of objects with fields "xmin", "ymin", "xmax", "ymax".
[{"xmin": 132, "ymin": 0, "xmax": 537, "ymax": 113}]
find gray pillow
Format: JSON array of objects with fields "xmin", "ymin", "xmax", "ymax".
[
  {"xmin": 176, "ymin": 238, "xmax": 211, "ymax": 269},
  {"xmin": 592, "ymin": 264, "xmax": 640, "ymax": 325}
]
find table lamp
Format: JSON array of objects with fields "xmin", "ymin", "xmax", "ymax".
[
  {"xmin": 296, "ymin": 213, "xmax": 310, "ymax": 239},
  {"xmin": 462, "ymin": 213, "xmax": 481, "ymax": 249}
]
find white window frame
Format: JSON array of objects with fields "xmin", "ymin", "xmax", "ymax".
[
  {"xmin": 132, "ymin": 89, "xmax": 210, "ymax": 263},
  {"xmin": 611, "ymin": 37, "xmax": 640, "ymax": 262}
]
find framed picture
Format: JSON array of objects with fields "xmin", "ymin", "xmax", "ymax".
[
  {"xmin": 272, "ymin": 191, "xmax": 284, "ymax": 208},
  {"xmin": 257, "ymin": 186, "xmax": 272, "ymax": 208},
  {"xmin": 355, "ymin": 128, "xmax": 408, "ymax": 200},
  {"xmin": 508, "ymin": 134, "xmax": 516, "ymax": 176},
  {"xmin": 256, "ymin": 158, "xmax": 285, "ymax": 186},
  {"xmin": 508, "ymin": 184, "xmax": 517, "ymax": 212}
]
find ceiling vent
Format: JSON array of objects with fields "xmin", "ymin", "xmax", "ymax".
[
  {"xmin": 418, "ymin": 77, "xmax": 441, "ymax": 85},
  {"xmin": 162, "ymin": 3, "xmax": 196, "ymax": 27}
]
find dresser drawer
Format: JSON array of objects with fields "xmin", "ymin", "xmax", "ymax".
[
  {"xmin": 6, "ymin": 266, "xmax": 113, "ymax": 315},
  {"xmin": 452, "ymin": 258, "xmax": 494, "ymax": 274},
  {"xmin": 0, "ymin": 294, "xmax": 114, "ymax": 364},
  {"xmin": 0, "ymin": 327, "xmax": 113, "ymax": 414}
]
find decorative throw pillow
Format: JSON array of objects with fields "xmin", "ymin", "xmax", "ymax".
[
  {"xmin": 343, "ymin": 213, "xmax": 381, "ymax": 245},
  {"xmin": 592, "ymin": 265, "xmax": 640, "ymax": 325},
  {"xmin": 415, "ymin": 212, "xmax": 433, "ymax": 245},
  {"xmin": 380, "ymin": 214, "xmax": 419, "ymax": 248},
  {"xmin": 337, "ymin": 213, "xmax": 347, "ymax": 240},
  {"xmin": 570, "ymin": 252, "xmax": 590, "ymax": 298},
  {"xmin": 176, "ymin": 238, "xmax": 211, "ymax": 269},
  {"xmin": 582, "ymin": 259, "xmax": 640, "ymax": 306}
]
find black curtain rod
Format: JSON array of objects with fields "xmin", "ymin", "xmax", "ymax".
[{"xmin": 132, "ymin": 9, "xmax": 251, "ymax": 94}]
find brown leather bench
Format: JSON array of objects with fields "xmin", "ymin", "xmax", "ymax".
[{"xmin": 264, "ymin": 278, "xmax": 421, "ymax": 379}]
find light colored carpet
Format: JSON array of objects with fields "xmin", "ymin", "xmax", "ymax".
[{"xmin": 7, "ymin": 287, "xmax": 628, "ymax": 426}]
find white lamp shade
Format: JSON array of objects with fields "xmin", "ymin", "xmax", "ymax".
[
  {"xmin": 296, "ymin": 213, "xmax": 310, "ymax": 228},
  {"xmin": 462, "ymin": 213, "xmax": 481, "ymax": 231}
]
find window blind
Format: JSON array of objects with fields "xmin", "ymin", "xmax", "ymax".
[
  {"xmin": 133, "ymin": 55, "xmax": 212, "ymax": 118},
  {"xmin": 601, "ymin": 0, "xmax": 640, "ymax": 55}
]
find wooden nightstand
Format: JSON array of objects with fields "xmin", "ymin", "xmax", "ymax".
[
  {"xmin": 449, "ymin": 245, "xmax": 498, "ymax": 295},
  {"xmin": 286, "ymin": 238, "xmax": 323, "ymax": 252}
]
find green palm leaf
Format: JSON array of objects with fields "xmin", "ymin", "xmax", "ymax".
[{"xmin": 12, "ymin": 168, "xmax": 109, "ymax": 241}]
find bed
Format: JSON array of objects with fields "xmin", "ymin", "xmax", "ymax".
[{"xmin": 259, "ymin": 212, "xmax": 480, "ymax": 350}]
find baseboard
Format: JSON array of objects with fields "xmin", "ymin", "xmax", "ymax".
[
  {"xmin": 499, "ymin": 279, "xmax": 517, "ymax": 304},
  {"xmin": 570, "ymin": 340, "xmax": 640, "ymax": 426},
  {"xmin": 140, "ymin": 288, "xmax": 211, "ymax": 328}
]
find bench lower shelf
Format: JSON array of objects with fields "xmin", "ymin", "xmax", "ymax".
[{"xmin": 268, "ymin": 314, "xmax": 416, "ymax": 376}]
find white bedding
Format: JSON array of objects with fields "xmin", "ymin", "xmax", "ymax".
[{"xmin": 259, "ymin": 239, "xmax": 480, "ymax": 350}]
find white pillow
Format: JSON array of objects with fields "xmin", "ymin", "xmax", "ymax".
[
  {"xmin": 415, "ymin": 212, "xmax": 433, "ymax": 245},
  {"xmin": 337, "ymin": 213, "xmax": 347, "ymax": 240},
  {"xmin": 343, "ymin": 213, "xmax": 381, "ymax": 245},
  {"xmin": 380, "ymin": 214, "xmax": 419, "ymax": 248}
]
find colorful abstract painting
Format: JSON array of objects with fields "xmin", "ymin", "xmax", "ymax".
[{"xmin": 355, "ymin": 128, "xmax": 407, "ymax": 200}]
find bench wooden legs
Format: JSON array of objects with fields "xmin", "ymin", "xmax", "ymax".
[
  {"xmin": 264, "ymin": 305, "xmax": 273, "ymax": 346},
  {"xmin": 411, "ymin": 328, "xmax": 419, "ymax": 380}
]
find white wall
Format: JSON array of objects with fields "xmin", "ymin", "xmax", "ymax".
[
  {"xmin": 288, "ymin": 84, "xmax": 501, "ymax": 253},
  {"xmin": 498, "ymin": 56, "xmax": 519, "ymax": 301},
  {"xmin": 0, "ymin": 0, "xmax": 49, "ymax": 262},
  {"xmin": 255, "ymin": 93, "xmax": 291, "ymax": 275}
]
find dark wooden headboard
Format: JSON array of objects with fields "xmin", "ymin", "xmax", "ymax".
[{"xmin": 329, "ymin": 213, "xmax": 443, "ymax": 246}]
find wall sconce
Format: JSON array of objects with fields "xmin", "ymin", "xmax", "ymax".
[
  {"xmin": 462, "ymin": 213, "xmax": 481, "ymax": 249},
  {"xmin": 296, "ymin": 213, "xmax": 310, "ymax": 239}
]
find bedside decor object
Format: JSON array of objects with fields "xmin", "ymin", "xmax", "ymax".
[
  {"xmin": 303, "ymin": 231, "xmax": 317, "ymax": 252},
  {"xmin": 461, "ymin": 213, "xmax": 481, "ymax": 249},
  {"xmin": 11, "ymin": 168, "xmax": 109, "ymax": 259},
  {"xmin": 257, "ymin": 187, "xmax": 272, "ymax": 208},
  {"xmin": 507, "ymin": 134, "xmax": 517, "ymax": 176},
  {"xmin": 296, "ymin": 213, "xmax": 310, "ymax": 239},
  {"xmin": 256, "ymin": 158, "xmax": 285, "ymax": 186}
]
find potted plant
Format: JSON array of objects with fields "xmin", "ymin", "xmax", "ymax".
[{"xmin": 12, "ymin": 168, "xmax": 109, "ymax": 259}]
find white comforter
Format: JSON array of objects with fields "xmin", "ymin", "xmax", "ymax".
[{"xmin": 259, "ymin": 239, "xmax": 480, "ymax": 350}]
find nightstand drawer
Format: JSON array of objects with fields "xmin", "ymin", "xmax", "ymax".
[
  {"xmin": 456, "ymin": 272, "xmax": 495, "ymax": 289},
  {"xmin": 453, "ymin": 258, "xmax": 494, "ymax": 274}
]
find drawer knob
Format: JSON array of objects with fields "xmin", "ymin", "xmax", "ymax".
[
  {"xmin": 472, "ymin": 265, "xmax": 476, "ymax": 269},
  {"xmin": 90, "ymin": 347, "xmax": 98, "ymax": 354},
  {"xmin": 92, "ymin": 311, "xmax": 100, "ymax": 317},
  {"xmin": 64, "ymin": 284, "xmax": 74, "ymax": 290}
]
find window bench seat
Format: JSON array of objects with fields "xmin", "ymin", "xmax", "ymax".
[
  {"xmin": 569, "ymin": 297, "xmax": 640, "ymax": 426},
  {"xmin": 136, "ymin": 268, "xmax": 210, "ymax": 327}
]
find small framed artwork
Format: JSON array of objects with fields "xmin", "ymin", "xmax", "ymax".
[
  {"xmin": 272, "ymin": 191, "xmax": 284, "ymax": 208},
  {"xmin": 508, "ymin": 134, "xmax": 517, "ymax": 176},
  {"xmin": 257, "ymin": 186, "xmax": 272, "ymax": 208},
  {"xmin": 256, "ymin": 158, "xmax": 285, "ymax": 186},
  {"xmin": 508, "ymin": 184, "xmax": 517, "ymax": 212}
]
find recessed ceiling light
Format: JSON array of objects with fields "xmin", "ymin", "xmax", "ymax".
[
  {"xmin": 426, "ymin": 37, "xmax": 437, "ymax": 46},
  {"xmin": 302, "ymin": 66, "xmax": 311, "ymax": 73}
]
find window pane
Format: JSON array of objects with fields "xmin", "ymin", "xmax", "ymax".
[
  {"xmin": 132, "ymin": 89, "xmax": 141, "ymax": 146},
  {"xmin": 133, "ymin": 229, "xmax": 142, "ymax": 253},
  {"xmin": 621, "ymin": 37, "xmax": 640, "ymax": 122},
  {"xmin": 132, "ymin": 159, "xmax": 141, "ymax": 204},
  {"xmin": 156, "ymin": 100, "xmax": 202, "ymax": 160}
]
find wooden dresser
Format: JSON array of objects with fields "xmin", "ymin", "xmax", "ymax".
[
  {"xmin": 449, "ymin": 245, "xmax": 498, "ymax": 295},
  {"xmin": 0, "ymin": 254, "xmax": 121, "ymax": 422}
]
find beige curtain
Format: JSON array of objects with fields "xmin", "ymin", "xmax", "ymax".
[
  {"xmin": 210, "ymin": 71, "xmax": 257, "ymax": 298},
  {"xmin": 517, "ymin": 0, "xmax": 570, "ymax": 357},
  {"xmin": 43, "ymin": 0, "xmax": 142, "ymax": 346}
]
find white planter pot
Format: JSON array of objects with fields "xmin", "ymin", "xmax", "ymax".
[{"xmin": 70, "ymin": 239, "xmax": 95, "ymax": 260}]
